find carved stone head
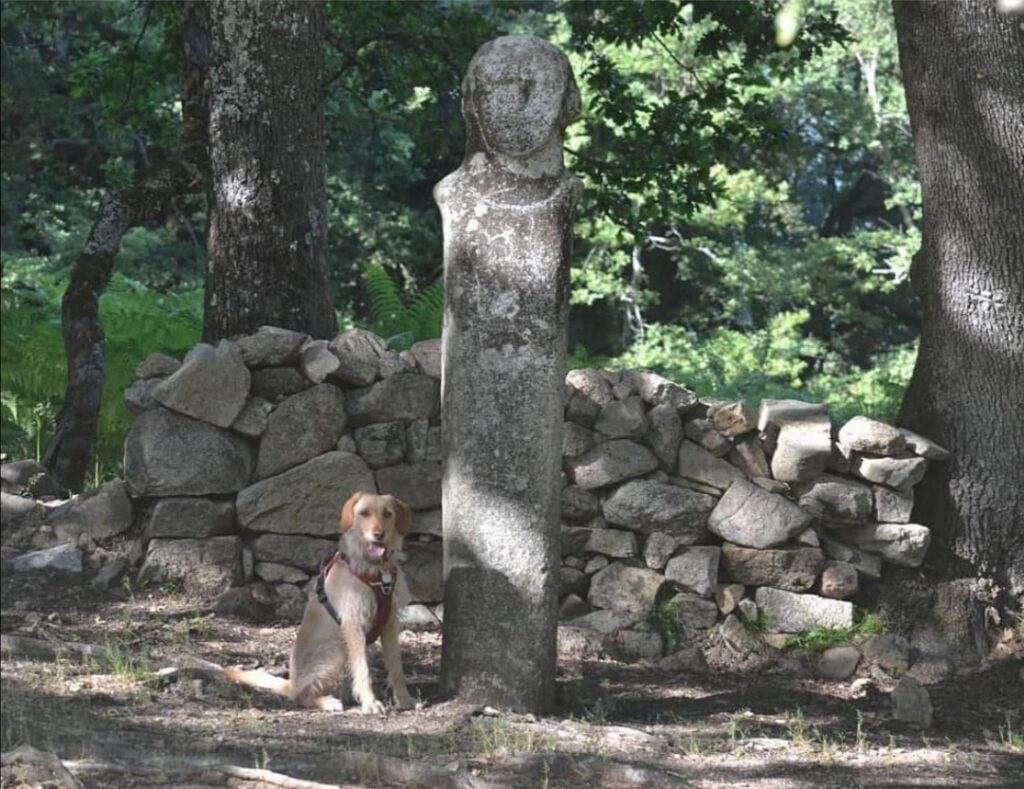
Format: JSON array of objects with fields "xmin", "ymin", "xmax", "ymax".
[{"xmin": 461, "ymin": 35, "xmax": 581, "ymax": 162}]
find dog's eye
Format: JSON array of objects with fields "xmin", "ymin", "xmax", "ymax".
[
  {"xmin": 356, "ymin": 510, "xmax": 369, "ymax": 518},
  {"xmin": 383, "ymin": 510, "xmax": 393, "ymax": 519}
]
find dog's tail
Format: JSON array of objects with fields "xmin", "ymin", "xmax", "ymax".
[{"xmin": 222, "ymin": 666, "xmax": 292, "ymax": 696}]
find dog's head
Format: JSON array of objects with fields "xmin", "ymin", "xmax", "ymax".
[{"xmin": 339, "ymin": 491, "xmax": 412, "ymax": 564}]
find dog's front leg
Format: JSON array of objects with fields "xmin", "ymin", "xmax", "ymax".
[
  {"xmin": 342, "ymin": 620, "xmax": 386, "ymax": 715},
  {"xmin": 380, "ymin": 612, "xmax": 415, "ymax": 710}
]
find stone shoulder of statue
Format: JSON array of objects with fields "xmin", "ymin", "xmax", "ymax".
[{"xmin": 434, "ymin": 35, "xmax": 582, "ymax": 212}]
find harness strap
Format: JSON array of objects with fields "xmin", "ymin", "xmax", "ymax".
[{"xmin": 315, "ymin": 552, "xmax": 395, "ymax": 645}]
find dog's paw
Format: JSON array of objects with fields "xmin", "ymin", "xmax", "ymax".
[
  {"xmin": 393, "ymin": 690, "xmax": 416, "ymax": 711},
  {"xmin": 359, "ymin": 699, "xmax": 387, "ymax": 715},
  {"xmin": 319, "ymin": 695, "xmax": 344, "ymax": 712}
]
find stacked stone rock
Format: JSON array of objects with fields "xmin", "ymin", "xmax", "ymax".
[
  {"xmin": 2, "ymin": 329, "xmax": 949, "ymax": 654},
  {"xmin": 556, "ymin": 368, "xmax": 949, "ymax": 663},
  {"xmin": 121, "ymin": 326, "xmax": 446, "ymax": 624}
]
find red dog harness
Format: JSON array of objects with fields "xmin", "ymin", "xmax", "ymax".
[{"xmin": 316, "ymin": 552, "xmax": 395, "ymax": 644}]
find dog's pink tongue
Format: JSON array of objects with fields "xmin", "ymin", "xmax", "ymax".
[{"xmin": 367, "ymin": 543, "xmax": 386, "ymax": 559}]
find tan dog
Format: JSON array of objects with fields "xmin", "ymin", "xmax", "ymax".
[{"xmin": 225, "ymin": 492, "xmax": 416, "ymax": 713}]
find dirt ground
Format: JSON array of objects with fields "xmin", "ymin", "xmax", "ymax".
[{"xmin": 2, "ymin": 569, "xmax": 1022, "ymax": 789}]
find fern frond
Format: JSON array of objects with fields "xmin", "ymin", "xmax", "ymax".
[{"xmin": 362, "ymin": 264, "xmax": 410, "ymax": 339}]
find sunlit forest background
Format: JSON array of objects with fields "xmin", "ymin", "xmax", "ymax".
[{"xmin": 1, "ymin": 0, "xmax": 920, "ymax": 485}]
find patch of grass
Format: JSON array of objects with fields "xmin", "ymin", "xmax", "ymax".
[
  {"xmin": 105, "ymin": 638, "xmax": 152, "ymax": 681},
  {"xmin": 998, "ymin": 713, "xmax": 1023, "ymax": 751},
  {"xmin": 647, "ymin": 600, "xmax": 678, "ymax": 653},
  {"xmin": 467, "ymin": 717, "xmax": 554, "ymax": 759},
  {"xmin": 737, "ymin": 606, "xmax": 768, "ymax": 635},
  {"xmin": 786, "ymin": 708, "xmax": 809, "ymax": 746},
  {"xmin": 783, "ymin": 611, "xmax": 885, "ymax": 652}
]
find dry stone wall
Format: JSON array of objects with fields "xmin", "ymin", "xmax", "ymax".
[{"xmin": 1, "ymin": 325, "xmax": 949, "ymax": 665}]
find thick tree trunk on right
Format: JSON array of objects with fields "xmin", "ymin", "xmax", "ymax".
[
  {"xmin": 893, "ymin": 1, "xmax": 1024, "ymax": 604},
  {"xmin": 203, "ymin": 0, "xmax": 335, "ymax": 341}
]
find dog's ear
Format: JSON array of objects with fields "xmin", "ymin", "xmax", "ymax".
[
  {"xmin": 392, "ymin": 497, "xmax": 412, "ymax": 536},
  {"xmin": 340, "ymin": 492, "xmax": 363, "ymax": 533}
]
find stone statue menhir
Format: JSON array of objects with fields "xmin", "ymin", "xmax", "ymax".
[{"xmin": 436, "ymin": 35, "xmax": 581, "ymax": 713}]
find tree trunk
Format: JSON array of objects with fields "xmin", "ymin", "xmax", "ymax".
[
  {"xmin": 893, "ymin": 0, "xmax": 1024, "ymax": 604},
  {"xmin": 42, "ymin": 2, "xmax": 210, "ymax": 493},
  {"xmin": 203, "ymin": 0, "xmax": 335, "ymax": 341}
]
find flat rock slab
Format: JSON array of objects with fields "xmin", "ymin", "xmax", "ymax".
[
  {"xmin": 410, "ymin": 339, "xmax": 442, "ymax": 379},
  {"xmin": 819, "ymin": 535, "xmax": 883, "ymax": 578},
  {"xmin": 838, "ymin": 416, "xmax": 906, "ymax": 455},
  {"xmin": 602, "ymin": 479, "xmax": 713, "ymax": 541},
  {"xmin": 236, "ymin": 326, "xmax": 308, "ymax": 368},
  {"xmin": 852, "ymin": 455, "xmax": 928, "ymax": 491},
  {"xmin": 237, "ymin": 451, "xmax": 375, "ymax": 536},
  {"xmin": 899, "ymin": 428, "xmax": 951, "ymax": 460},
  {"xmin": 625, "ymin": 370, "xmax": 697, "ymax": 412},
  {"xmin": 46, "ymin": 479, "xmax": 132, "ymax": 542},
  {"xmin": 588, "ymin": 561, "xmax": 664, "ymax": 614},
  {"xmin": 344, "ymin": 374, "xmax": 440, "ymax": 426},
  {"xmin": 677, "ymin": 440, "xmax": 743, "ymax": 488},
  {"xmin": 9, "ymin": 543, "xmax": 82, "ymax": 574},
  {"xmin": 757, "ymin": 399, "xmax": 828, "ymax": 432},
  {"xmin": 720, "ymin": 542, "xmax": 825, "ymax": 592},
  {"xmin": 797, "ymin": 474, "xmax": 873, "ymax": 525},
  {"xmin": 250, "ymin": 367, "xmax": 312, "ymax": 401},
  {"xmin": 755, "ymin": 587, "xmax": 854, "ymax": 632},
  {"xmin": 568, "ymin": 439, "xmax": 659, "ymax": 490},
  {"xmin": 256, "ymin": 384, "xmax": 348, "ymax": 479},
  {"xmin": 845, "ymin": 522, "xmax": 931, "ymax": 567},
  {"xmin": 682, "ymin": 418, "xmax": 732, "ymax": 457},
  {"xmin": 124, "ymin": 408, "xmax": 253, "ymax": 497},
  {"xmin": 146, "ymin": 497, "xmax": 236, "ymax": 539},
  {"xmin": 664, "ymin": 591, "xmax": 720, "ymax": 633},
  {"xmin": 708, "ymin": 479, "xmax": 812, "ymax": 549},
  {"xmin": 152, "ymin": 340, "xmax": 250, "ymax": 427}
]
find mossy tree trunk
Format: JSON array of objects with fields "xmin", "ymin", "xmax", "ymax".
[
  {"xmin": 893, "ymin": 0, "xmax": 1024, "ymax": 604},
  {"xmin": 43, "ymin": 2, "xmax": 210, "ymax": 493},
  {"xmin": 202, "ymin": 0, "xmax": 335, "ymax": 342}
]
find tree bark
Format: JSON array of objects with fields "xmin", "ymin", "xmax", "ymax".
[
  {"xmin": 203, "ymin": 0, "xmax": 335, "ymax": 342},
  {"xmin": 893, "ymin": 0, "xmax": 1024, "ymax": 603},
  {"xmin": 42, "ymin": 2, "xmax": 210, "ymax": 493}
]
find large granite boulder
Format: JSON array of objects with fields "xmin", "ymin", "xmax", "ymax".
[
  {"xmin": 602, "ymin": 479, "xmax": 714, "ymax": 541},
  {"xmin": 625, "ymin": 370, "xmax": 698, "ymax": 412},
  {"xmin": 374, "ymin": 462, "xmax": 442, "ymax": 510},
  {"xmin": 329, "ymin": 329, "xmax": 386, "ymax": 387},
  {"xmin": 588, "ymin": 562, "xmax": 664, "ymax": 614},
  {"xmin": 249, "ymin": 533, "xmax": 336, "ymax": 572},
  {"xmin": 146, "ymin": 497, "xmax": 236, "ymax": 539},
  {"xmin": 152, "ymin": 340, "xmax": 250, "ymax": 427},
  {"xmin": 771, "ymin": 413, "xmax": 833, "ymax": 483},
  {"xmin": 139, "ymin": 536, "xmax": 243, "ymax": 595},
  {"xmin": 237, "ymin": 451, "xmax": 375, "ymax": 536},
  {"xmin": 708, "ymin": 480, "xmax": 812, "ymax": 549},
  {"xmin": 720, "ymin": 543, "xmax": 825, "ymax": 592},
  {"xmin": 676, "ymin": 440, "xmax": 744, "ymax": 490},
  {"xmin": 354, "ymin": 422, "xmax": 408, "ymax": 469},
  {"xmin": 124, "ymin": 408, "xmax": 253, "ymax": 497},
  {"xmin": 255, "ymin": 384, "xmax": 348, "ymax": 479},
  {"xmin": 838, "ymin": 416, "xmax": 906, "ymax": 456},
  {"xmin": 343, "ymin": 374, "xmax": 440, "ymax": 426},
  {"xmin": 236, "ymin": 326, "xmax": 308, "ymax": 368},
  {"xmin": 567, "ymin": 440, "xmax": 659, "ymax": 490},
  {"xmin": 664, "ymin": 546, "xmax": 720, "ymax": 598},
  {"xmin": 594, "ymin": 398, "xmax": 646, "ymax": 439},
  {"xmin": 852, "ymin": 455, "xmax": 928, "ymax": 491}
]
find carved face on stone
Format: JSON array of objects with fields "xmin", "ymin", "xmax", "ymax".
[{"xmin": 462, "ymin": 35, "xmax": 580, "ymax": 159}]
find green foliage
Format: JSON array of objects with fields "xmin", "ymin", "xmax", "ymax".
[
  {"xmin": 361, "ymin": 264, "xmax": 443, "ymax": 350},
  {"xmin": 783, "ymin": 611, "xmax": 885, "ymax": 652},
  {"xmin": 1, "ymin": 253, "xmax": 200, "ymax": 480},
  {"xmin": 647, "ymin": 599, "xmax": 678, "ymax": 654}
]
